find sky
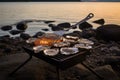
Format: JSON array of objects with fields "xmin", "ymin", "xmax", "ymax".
[{"xmin": 82, "ymin": 0, "xmax": 120, "ymax": 1}]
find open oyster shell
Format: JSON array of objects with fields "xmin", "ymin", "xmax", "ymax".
[
  {"xmin": 60, "ymin": 47, "xmax": 79, "ymax": 55},
  {"xmin": 54, "ymin": 41, "xmax": 70, "ymax": 47},
  {"xmin": 78, "ymin": 38, "xmax": 94, "ymax": 45},
  {"xmin": 26, "ymin": 38, "xmax": 37, "ymax": 43},
  {"xmin": 33, "ymin": 46, "xmax": 50, "ymax": 53},
  {"xmin": 44, "ymin": 48, "xmax": 59, "ymax": 56},
  {"xmin": 74, "ymin": 43, "xmax": 92, "ymax": 49}
]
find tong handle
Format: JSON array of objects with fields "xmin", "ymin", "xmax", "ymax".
[{"xmin": 73, "ymin": 13, "xmax": 94, "ymax": 26}]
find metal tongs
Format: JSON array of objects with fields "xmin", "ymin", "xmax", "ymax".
[{"xmin": 71, "ymin": 13, "xmax": 94, "ymax": 29}]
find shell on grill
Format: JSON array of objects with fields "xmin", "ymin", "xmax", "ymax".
[
  {"xmin": 33, "ymin": 46, "xmax": 50, "ymax": 53},
  {"xmin": 54, "ymin": 41, "xmax": 70, "ymax": 47},
  {"xmin": 78, "ymin": 38, "xmax": 94, "ymax": 45},
  {"xmin": 26, "ymin": 38, "xmax": 37, "ymax": 43},
  {"xmin": 44, "ymin": 48, "xmax": 59, "ymax": 56},
  {"xmin": 60, "ymin": 47, "xmax": 79, "ymax": 55},
  {"xmin": 74, "ymin": 43, "xmax": 92, "ymax": 49}
]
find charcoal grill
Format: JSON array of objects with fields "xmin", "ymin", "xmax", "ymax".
[{"xmin": 9, "ymin": 45, "xmax": 103, "ymax": 80}]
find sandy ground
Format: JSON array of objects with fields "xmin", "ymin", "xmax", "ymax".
[{"xmin": 0, "ymin": 53, "xmax": 120, "ymax": 80}]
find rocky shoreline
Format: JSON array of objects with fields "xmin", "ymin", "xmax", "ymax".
[{"xmin": 1, "ymin": 14, "xmax": 120, "ymax": 80}]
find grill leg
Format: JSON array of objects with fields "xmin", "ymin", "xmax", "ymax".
[
  {"xmin": 9, "ymin": 54, "xmax": 32, "ymax": 76},
  {"xmin": 56, "ymin": 67, "xmax": 60, "ymax": 80},
  {"xmin": 81, "ymin": 62, "xmax": 104, "ymax": 80}
]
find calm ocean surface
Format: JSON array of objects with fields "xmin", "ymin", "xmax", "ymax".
[{"xmin": 0, "ymin": 2, "xmax": 120, "ymax": 36}]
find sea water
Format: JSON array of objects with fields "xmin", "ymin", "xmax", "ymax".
[{"xmin": 0, "ymin": 2, "xmax": 120, "ymax": 36}]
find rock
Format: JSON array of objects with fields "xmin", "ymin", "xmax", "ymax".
[
  {"xmin": 96, "ymin": 24, "xmax": 120, "ymax": 41},
  {"xmin": 0, "ymin": 35, "xmax": 10, "ymax": 39},
  {"xmin": 93, "ymin": 18, "xmax": 105, "ymax": 25},
  {"xmin": 73, "ymin": 31, "xmax": 82, "ymax": 37},
  {"xmin": 57, "ymin": 22, "xmax": 71, "ymax": 29},
  {"xmin": 0, "ymin": 25, "xmax": 12, "ymax": 31},
  {"xmin": 20, "ymin": 33, "xmax": 31, "ymax": 40},
  {"xmin": 33, "ymin": 31, "xmax": 45, "ymax": 38},
  {"xmin": 48, "ymin": 24, "xmax": 63, "ymax": 31},
  {"xmin": 16, "ymin": 22, "xmax": 28, "ymax": 31},
  {"xmin": 44, "ymin": 20, "xmax": 55, "ymax": 24},
  {"xmin": 48, "ymin": 24, "xmax": 56, "ymax": 27},
  {"xmin": 41, "ymin": 28, "xmax": 49, "ymax": 31},
  {"xmin": 3, "ymin": 47, "xmax": 12, "ymax": 53},
  {"xmin": 9, "ymin": 30, "xmax": 23, "ymax": 35},
  {"xmin": 104, "ymin": 56, "xmax": 120, "ymax": 64},
  {"xmin": 79, "ymin": 22, "xmax": 93, "ymax": 30},
  {"xmin": 82, "ymin": 29, "xmax": 96, "ymax": 39}
]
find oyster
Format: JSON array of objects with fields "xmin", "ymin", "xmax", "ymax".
[
  {"xmin": 66, "ymin": 35, "xmax": 79, "ymax": 40},
  {"xmin": 63, "ymin": 38, "xmax": 77, "ymax": 43},
  {"xmin": 54, "ymin": 41, "xmax": 70, "ymax": 47},
  {"xmin": 33, "ymin": 46, "xmax": 50, "ymax": 53},
  {"xmin": 74, "ymin": 43, "xmax": 92, "ymax": 49},
  {"xmin": 44, "ymin": 48, "xmax": 59, "ymax": 56},
  {"xmin": 78, "ymin": 38, "xmax": 94, "ymax": 45},
  {"xmin": 26, "ymin": 38, "xmax": 37, "ymax": 43},
  {"xmin": 60, "ymin": 47, "xmax": 79, "ymax": 55}
]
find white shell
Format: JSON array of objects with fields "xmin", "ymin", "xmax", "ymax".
[
  {"xmin": 26, "ymin": 38, "xmax": 37, "ymax": 43},
  {"xmin": 33, "ymin": 46, "xmax": 50, "ymax": 53},
  {"xmin": 60, "ymin": 47, "xmax": 79, "ymax": 55},
  {"xmin": 66, "ymin": 35, "xmax": 79, "ymax": 40},
  {"xmin": 44, "ymin": 48, "xmax": 59, "ymax": 56},
  {"xmin": 54, "ymin": 42, "xmax": 70, "ymax": 47},
  {"xmin": 78, "ymin": 38, "xmax": 94, "ymax": 45},
  {"xmin": 74, "ymin": 44, "xmax": 92, "ymax": 49}
]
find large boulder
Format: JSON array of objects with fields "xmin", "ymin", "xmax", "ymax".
[{"xmin": 96, "ymin": 24, "xmax": 120, "ymax": 41}]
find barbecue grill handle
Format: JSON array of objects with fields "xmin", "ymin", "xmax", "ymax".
[{"xmin": 72, "ymin": 13, "xmax": 94, "ymax": 27}]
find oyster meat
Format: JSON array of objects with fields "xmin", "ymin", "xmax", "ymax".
[
  {"xmin": 44, "ymin": 48, "xmax": 59, "ymax": 56},
  {"xmin": 33, "ymin": 46, "xmax": 50, "ymax": 53},
  {"xmin": 74, "ymin": 43, "xmax": 92, "ymax": 49},
  {"xmin": 60, "ymin": 47, "xmax": 79, "ymax": 55},
  {"xmin": 54, "ymin": 41, "xmax": 70, "ymax": 47},
  {"xmin": 78, "ymin": 38, "xmax": 94, "ymax": 45}
]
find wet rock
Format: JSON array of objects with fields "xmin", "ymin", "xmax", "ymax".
[
  {"xmin": 51, "ymin": 26, "xmax": 63, "ymax": 31},
  {"xmin": 48, "ymin": 24, "xmax": 56, "ymax": 27},
  {"xmin": 0, "ymin": 25, "xmax": 12, "ymax": 31},
  {"xmin": 93, "ymin": 18, "xmax": 105, "ymax": 25},
  {"xmin": 41, "ymin": 28, "xmax": 49, "ymax": 31},
  {"xmin": 33, "ymin": 31, "xmax": 45, "ymax": 38},
  {"xmin": 73, "ymin": 31, "xmax": 82, "ymax": 37},
  {"xmin": 79, "ymin": 22, "xmax": 93, "ymax": 30},
  {"xmin": 16, "ymin": 22, "xmax": 28, "ymax": 31},
  {"xmin": 0, "ymin": 35, "xmax": 10, "ymax": 39},
  {"xmin": 57, "ymin": 22, "xmax": 71, "ymax": 29},
  {"xmin": 48, "ymin": 24, "xmax": 63, "ymax": 31},
  {"xmin": 82, "ymin": 29, "xmax": 96, "ymax": 39},
  {"xmin": 96, "ymin": 24, "xmax": 120, "ymax": 41},
  {"xmin": 20, "ymin": 33, "xmax": 31, "ymax": 40},
  {"xmin": 44, "ymin": 20, "xmax": 55, "ymax": 24},
  {"xmin": 9, "ymin": 30, "xmax": 23, "ymax": 35}
]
